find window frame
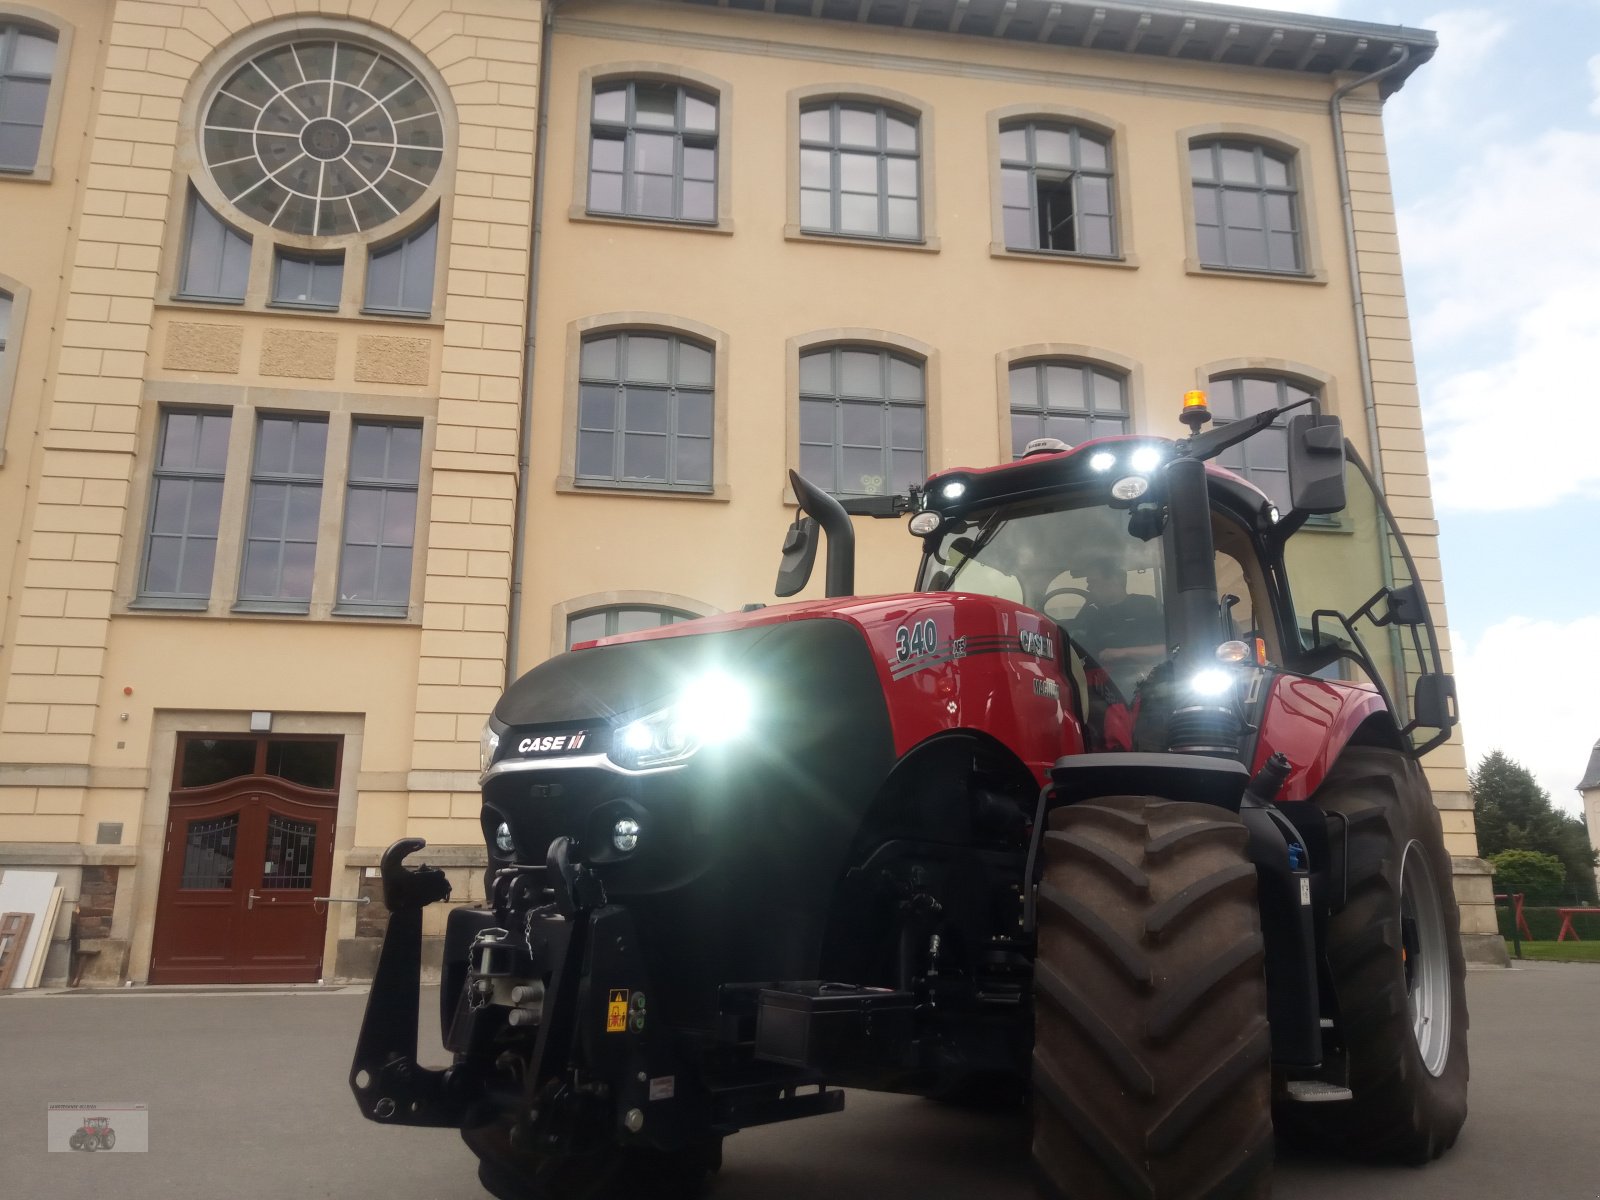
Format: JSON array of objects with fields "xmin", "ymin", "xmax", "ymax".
[
  {"xmin": 270, "ymin": 248, "xmax": 346, "ymax": 312},
  {"xmin": 134, "ymin": 407, "xmax": 234, "ymax": 609},
  {"xmin": 586, "ymin": 78, "xmax": 718, "ymax": 226},
  {"xmin": 334, "ymin": 419, "xmax": 422, "ymax": 617},
  {"xmin": 549, "ymin": 590, "xmax": 717, "ymax": 656},
  {"xmin": 566, "ymin": 604, "xmax": 697, "ymax": 648},
  {"xmin": 797, "ymin": 343, "xmax": 927, "ymax": 500},
  {"xmin": 0, "ymin": 12, "xmax": 69, "ymax": 181},
  {"xmin": 0, "ymin": 272, "xmax": 24, "ymax": 467},
  {"xmin": 1206, "ymin": 372, "xmax": 1321, "ymax": 513},
  {"xmin": 574, "ymin": 329, "xmax": 716, "ymax": 494},
  {"xmin": 175, "ymin": 188, "xmax": 253, "ymax": 305},
  {"xmin": 1177, "ymin": 124, "xmax": 1327, "ymax": 284},
  {"xmin": 361, "ymin": 209, "xmax": 438, "ymax": 317},
  {"xmin": 570, "ymin": 64, "xmax": 734, "ymax": 236},
  {"xmin": 1007, "ymin": 358, "xmax": 1131, "ymax": 460},
  {"xmin": 994, "ymin": 343, "xmax": 1143, "ymax": 466},
  {"xmin": 998, "ymin": 120, "xmax": 1117, "ymax": 259},
  {"xmin": 786, "ymin": 84, "xmax": 938, "ymax": 252},
  {"xmin": 236, "ymin": 412, "xmax": 330, "ymax": 612}
]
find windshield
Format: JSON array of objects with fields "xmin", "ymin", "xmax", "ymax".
[{"xmin": 918, "ymin": 494, "xmax": 1171, "ymax": 747}]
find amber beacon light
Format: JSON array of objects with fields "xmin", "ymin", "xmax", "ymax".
[{"xmin": 1180, "ymin": 388, "xmax": 1212, "ymax": 432}]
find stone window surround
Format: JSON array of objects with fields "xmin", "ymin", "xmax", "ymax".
[
  {"xmin": 556, "ymin": 312, "xmax": 732, "ymax": 502},
  {"xmin": 0, "ymin": 4, "xmax": 71, "ymax": 183},
  {"xmin": 548, "ymin": 590, "xmax": 719, "ymax": 658},
  {"xmin": 157, "ymin": 17, "xmax": 458, "ymax": 323},
  {"xmin": 992, "ymin": 343, "xmax": 1145, "ymax": 466},
  {"xmin": 985, "ymin": 102, "xmax": 1139, "ymax": 271},
  {"xmin": 569, "ymin": 61, "xmax": 735, "ymax": 236},
  {"xmin": 0, "ymin": 268, "xmax": 28, "ymax": 467},
  {"xmin": 785, "ymin": 328, "xmax": 940, "ymax": 504},
  {"xmin": 115, "ymin": 381, "xmax": 436, "ymax": 624},
  {"xmin": 1176, "ymin": 122, "xmax": 1328, "ymax": 285},
  {"xmin": 785, "ymin": 82, "xmax": 939, "ymax": 253}
]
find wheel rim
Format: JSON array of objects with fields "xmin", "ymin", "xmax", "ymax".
[{"xmin": 1400, "ymin": 839, "xmax": 1452, "ymax": 1076}]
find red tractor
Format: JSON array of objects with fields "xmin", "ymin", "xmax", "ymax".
[
  {"xmin": 352, "ymin": 394, "xmax": 1467, "ymax": 1199},
  {"xmin": 68, "ymin": 1116, "xmax": 116, "ymax": 1151}
]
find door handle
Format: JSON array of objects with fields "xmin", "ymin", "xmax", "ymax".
[{"xmin": 248, "ymin": 889, "xmax": 259, "ymax": 910}]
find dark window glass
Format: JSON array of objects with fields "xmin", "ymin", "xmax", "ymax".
[
  {"xmin": 261, "ymin": 814, "xmax": 316, "ymax": 888},
  {"xmin": 798, "ymin": 346, "xmax": 925, "ymax": 497},
  {"xmin": 272, "ymin": 250, "xmax": 344, "ymax": 309},
  {"xmin": 240, "ymin": 414, "xmax": 326, "ymax": 606},
  {"xmin": 179, "ymin": 738, "xmax": 257, "ymax": 788},
  {"xmin": 1209, "ymin": 374, "xmax": 1319, "ymax": 510},
  {"xmin": 999, "ymin": 121, "xmax": 1116, "ymax": 257},
  {"xmin": 588, "ymin": 80, "xmax": 717, "ymax": 223},
  {"xmin": 1008, "ymin": 361, "xmax": 1128, "ymax": 458},
  {"xmin": 180, "ymin": 815, "xmax": 238, "ymax": 889},
  {"xmin": 364, "ymin": 212, "xmax": 437, "ymax": 314},
  {"xmin": 799, "ymin": 101, "xmax": 921, "ymax": 241},
  {"xmin": 337, "ymin": 422, "xmax": 421, "ymax": 612},
  {"xmin": 264, "ymin": 740, "xmax": 339, "ymax": 789},
  {"xmin": 178, "ymin": 190, "xmax": 252, "ymax": 302},
  {"xmin": 0, "ymin": 23, "xmax": 56, "ymax": 172},
  {"xmin": 1191, "ymin": 140, "xmax": 1303, "ymax": 273},
  {"xmin": 577, "ymin": 332, "xmax": 713, "ymax": 491},
  {"xmin": 140, "ymin": 410, "xmax": 232, "ymax": 601},
  {"xmin": 567, "ymin": 606, "xmax": 695, "ymax": 647}
]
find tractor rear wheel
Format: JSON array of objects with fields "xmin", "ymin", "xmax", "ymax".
[
  {"xmin": 1280, "ymin": 747, "xmax": 1468, "ymax": 1162},
  {"xmin": 1032, "ymin": 796, "xmax": 1272, "ymax": 1200}
]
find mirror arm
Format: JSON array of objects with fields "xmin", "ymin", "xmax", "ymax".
[{"xmin": 1183, "ymin": 396, "xmax": 1316, "ymax": 463}]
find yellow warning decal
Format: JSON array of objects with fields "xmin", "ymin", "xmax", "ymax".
[{"xmin": 606, "ymin": 989, "xmax": 629, "ymax": 1033}]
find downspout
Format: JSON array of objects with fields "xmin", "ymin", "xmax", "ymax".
[
  {"xmin": 1330, "ymin": 45, "xmax": 1410, "ymax": 492},
  {"xmin": 505, "ymin": 0, "xmax": 561, "ymax": 687}
]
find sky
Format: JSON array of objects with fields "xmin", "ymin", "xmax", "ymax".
[{"xmin": 1202, "ymin": 0, "xmax": 1600, "ymax": 810}]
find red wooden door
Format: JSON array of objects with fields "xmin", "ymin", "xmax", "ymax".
[{"xmin": 150, "ymin": 777, "xmax": 337, "ymax": 984}]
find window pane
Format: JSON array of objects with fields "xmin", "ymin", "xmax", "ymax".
[
  {"xmin": 1081, "ymin": 215, "xmax": 1114, "ymax": 256},
  {"xmin": 1035, "ymin": 127, "xmax": 1071, "ymax": 168},
  {"xmin": 842, "ymin": 447, "xmax": 886, "ymax": 495},
  {"xmin": 683, "ymin": 93, "xmax": 716, "ymax": 133},
  {"xmin": 799, "ymin": 353, "xmax": 831, "ymax": 395},
  {"xmin": 1262, "ymin": 153, "xmax": 1290, "ymax": 187},
  {"xmin": 1044, "ymin": 364, "xmax": 1084, "ymax": 411},
  {"xmin": 677, "ymin": 341, "xmax": 712, "ymax": 387},
  {"xmin": 0, "ymin": 123, "xmax": 42, "ymax": 169},
  {"xmin": 591, "ymin": 136, "xmax": 624, "ymax": 172},
  {"xmin": 1093, "ymin": 371, "xmax": 1125, "ymax": 413},
  {"xmin": 801, "ymin": 442, "xmax": 832, "ymax": 485},
  {"xmin": 800, "ymin": 188, "xmax": 830, "ymax": 230},
  {"xmin": 838, "ymin": 350, "xmax": 882, "ymax": 397},
  {"xmin": 4, "ymin": 77, "xmax": 48, "ymax": 122},
  {"xmin": 1003, "ymin": 206, "xmax": 1033, "ymax": 249},
  {"xmin": 1079, "ymin": 175, "xmax": 1111, "ymax": 216},
  {"xmin": 1009, "ymin": 366, "xmax": 1038, "ymax": 408},
  {"xmin": 625, "ymin": 388, "xmax": 670, "ymax": 434},
  {"xmin": 799, "ymin": 398, "xmax": 833, "ymax": 442},
  {"xmin": 885, "ymin": 115, "xmax": 916, "ymax": 151},
  {"xmin": 800, "ymin": 148, "xmax": 831, "ymax": 189},
  {"xmin": 580, "ymin": 335, "xmax": 618, "ymax": 380},
  {"xmin": 799, "ymin": 107, "xmax": 830, "ymax": 142},
  {"xmin": 1220, "ymin": 145, "xmax": 1257, "ymax": 183},
  {"xmin": 592, "ymin": 85, "xmax": 625, "ymax": 123},
  {"xmin": 999, "ymin": 127, "xmax": 1027, "ymax": 160},
  {"xmin": 890, "ymin": 404, "xmax": 924, "ymax": 450},
  {"xmin": 265, "ymin": 740, "xmax": 338, "ymax": 789},
  {"xmin": 181, "ymin": 195, "xmax": 251, "ymax": 301},
  {"xmin": 678, "ymin": 390, "xmax": 712, "ymax": 437},
  {"xmin": 1001, "ymin": 167, "xmax": 1030, "ymax": 208},
  {"xmin": 344, "ymin": 487, "xmax": 382, "ymax": 542},
  {"xmin": 840, "ymin": 402, "xmax": 882, "ymax": 447},
  {"xmin": 577, "ymin": 430, "xmax": 613, "ymax": 477},
  {"xmin": 888, "ymin": 357, "xmax": 922, "ymax": 401},
  {"xmin": 1078, "ymin": 134, "xmax": 1108, "ymax": 171},
  {"xmin": 838, "ymin": 107, "xmax": 877, "ymax": 148},
  {"xmin": 624, "ymin": 335, "xmax": 670, "ymax": 383},
  {"xmin": 180, "ymin": 740, "xmax": 257, "ymax": 789},
  {"xmin": 839, "ymin": 192, "xmax": 878, "ymax": 235},
  {"xmin": 13, "ymin": 31, "xmax": 57, "ymax": 75},
  {"xmin": 1268, "ymin": 232, "xmax": 1300, "ymax": 272},
  {"xmin": 178, "ymin": 536, "xmax": 217, "ymax": 595},
  {"xmin": 580, "ymin": 384, "xmax": 616, "ymax": 430},
  {"xmin": 633, "ymin": 82, "xmax": 676, "ymax": 127},
  {"xmin": 682, "ymin": 145, "xmax": 715, "ymax": 182},
  {"xmin": 569, "ymin": 612, "xmax": 608, "ymax": 644},
  {"xmin": 885, "ymin": 157, "xmax": 917, "ymax": 198},
  {"xmin": 589, "ymin": 171, "xmax": 623, "ymax": 212},
  {"xmin": 633, "ymin": 131, "xmax": 674, "ymax": 174},
  {"xmin": 374, "ymin": 545, "xmax": 411, "ymax": 606},
  {"xmin": 675, "ymin": 435, "xmax": 711, "ymax": 484},
  {"xmin": 682, "ymin": 181, "xmax": 714, "ymax": 221},
  {"xmin": 886, "ymin": 198, "xmax": 919, "ymax": 238},
  {"xmin": 630, "ymin": 172, "xmax": 673, "ymax": 218},
  {"xmin": 622, "ymin": 432, "xmax": 667, "ymax": 480},
  {"xmin": 381, "ymin": 489, "xmax": 417, "ymax": 545},
  {"xmin": 1189, "ymin": 146, "xmax": 1215, "ymax": 182},
  {"xmin": 839, "ymin": 152, "xmax": 877, "ymax": 193},
  {"xmin": 143, "ymin": 536, "xmax": 181, "ymax": 594}
]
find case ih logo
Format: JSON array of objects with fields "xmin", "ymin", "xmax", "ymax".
[{"xmin": 516, "ymin": 732, "xmax": 588, "ymax": 755}]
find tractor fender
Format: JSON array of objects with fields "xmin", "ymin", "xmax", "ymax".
[{"xmin": 1251, "ymin": 674, "xmax": 1400, "ymax": 802}]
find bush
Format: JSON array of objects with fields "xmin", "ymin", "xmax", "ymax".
[
  {"xmin": 1495, "ymin": 905, "xmax": 1600, "ymax": 942},
  {"xmin": 1489, "ymin": 849, "xmax": 1568, "ymax": 907}
]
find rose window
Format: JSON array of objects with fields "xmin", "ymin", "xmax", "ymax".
[{"xmin": 201, "ymin": 40, "xmax": 444, "ymax": 238}]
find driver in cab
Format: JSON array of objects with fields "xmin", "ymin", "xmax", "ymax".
[{"xmin": 1070, "ymin": 556, "xmax": 1165, "ymax": 673}]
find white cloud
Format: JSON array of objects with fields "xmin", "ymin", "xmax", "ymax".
[
  {"xmin": 1453, "ymin": 615, "xmax": 1600, "ymax": 813},
  {"xmin": 1590, "ymin": 52, "xmax": 1600, "ymax": 117},
  {"xmin": 1385, "ymin": 10, "xmax": 1512, "ymax": 142},
  {"xmin": 1397, "ymin": 129, "xmax": 1600, "ymax": 510}
]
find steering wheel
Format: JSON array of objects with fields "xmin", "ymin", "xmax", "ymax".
[{"xmin": 1040, "ymin": 586, "xmax": 1090, "ymax": 619}]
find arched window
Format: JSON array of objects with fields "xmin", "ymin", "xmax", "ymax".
[
  {"xmin": 999, "ymin": 120, "xmax": 1115, "ymax": 257},
  {"xmin": 799, "ymin": 101, "xmax": 921, "ymax": 241},
  {"xmin": 567, "ymin": 605, "xmax": 696, "ymax": 647},
  {"xmin": 0, "ymin": 287, "xmax": 11, "ymax": 370},
  {"xmin": 1190, "ymin": 140, "xmax": 1302, "ymax": 273},
  {"xmin": 799, "ymin": 345, "xmax": 925, "ymax": 497},
  {"xmin": 588, "ymin": 79, "xmax": 717, "ymax": 223},
  {"xmin": 1008, "ymin": 360, "xmax": 1128, "ymax": 458},
  {"xmin": 1207, "ymin": 374, "xmax": 1319, "ymax": 509},
  {"xmin": 577, "ymin": 330, "xmax": 714, "ymax": 492},
  {"xmin": 0, "ymin": 22, "xmax": 57, "ymax": 173}
]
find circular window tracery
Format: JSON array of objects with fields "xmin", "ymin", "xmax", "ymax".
[{"xmin": 201, "ymin": 39, "xmax": 444, "ymax": 238}]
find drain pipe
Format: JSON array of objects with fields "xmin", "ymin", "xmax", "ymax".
[
  {"xmin": 505, "ymin": 0, "xmax": 561, "ymax": 687},
  {"xmin": 1330, "ymin": 45, "xmax": 1410, "ymax": 492}
]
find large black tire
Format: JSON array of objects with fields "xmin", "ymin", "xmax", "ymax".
[
  {"xmin": 472, "ymin": 1135, "xmax": 720, "ymax": 1200},
  {"xmin": 1033, "ymin": 797, "xmax": 1272, "ymax": 1200},
  {"xmin": 1281, "ymin": 747, "xmax": 1468, "ymax": 1162}
]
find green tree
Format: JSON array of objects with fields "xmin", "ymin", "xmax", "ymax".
[
  {"xmin": 1487, "ymin": 849, "xmax": 1568, "ymax": 907},
  {"xmin": 1471, "ymin": 751, "xmax": 1598, "ymax": 903}
]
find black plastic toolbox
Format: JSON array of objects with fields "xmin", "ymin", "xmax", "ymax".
[{"xmin": 753, "ymin": 981, "xmax": 916, "ymax": 1070}]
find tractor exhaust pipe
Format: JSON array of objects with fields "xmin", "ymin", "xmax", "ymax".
[{"xmin": 787, "ymin": 471, "xmax": 855, "ymax": 597}]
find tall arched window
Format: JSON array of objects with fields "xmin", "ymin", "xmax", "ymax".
[
  {"xmin": 799, "ymin": 345, "xmax": 925, "ymax": 497},
  {"xmin": 0, "ymin": 22, "xmax": 57, "ymax": 173},
  {"xmin": 577, "ymin": 330, "xmax": 714, "ymax": 492},
  {"xmin": 588, "ymin": 79, "xmax": 717, "ymax": 224},
  {"xmin": 567, "ymin": 605, "xmax": 696, "ymax": 647},
  {"xmin": 1207, "ymin": 374, "xmax": 1319, "ymax": 509},
  {"xmin": 799, "ymin": 101, "xmax": 921, "ymax": 241},
  {"xmin": 998, "ymin": 120, "xmax": 1116, "ymax": 257},
  {"xmin": 1190, "ymin": 140, "xmax": 1303, "ymax": 274},
  {"xmin": 1008, "ymin": 360, "xmax": 1128, "ymax": 458}
]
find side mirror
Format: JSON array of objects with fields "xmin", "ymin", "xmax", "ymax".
[
  {"xmin": 1286, "ymin": 414, "xmax": 1346, "ymax": 515},
  {"xmin": 774, "ymin": 515, "xmax": 819, "ymax": 597}
]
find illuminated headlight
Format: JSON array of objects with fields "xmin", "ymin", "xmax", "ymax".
[
  {"xmin": 908, "ymin": 511, "xmax": 942, "ymax": 536},
  {"xmin": 1088, "ymin": 451, "xmax": 1117, "ymax": 473},
  {"xmin": 494, "ymin": 822, "xmax": 515, "ymax": 855},
  {"xmin": 940, "ymin": 481, "xmax": 967, "ymax": 501},
  {"xmin": 1189, "ymin": 668, "xmax": 1236, "ymax": 697},
  {"xmin": 479, "ymin": 718, "xmax": 502, "ymax": 773},
  {"xmin": 612, "ymin": 818, "xmax": 641, "ymax": 853},
  {"xmin": 1130, "ymin": 446, "xmax": 1162, "ymax": 473},
  {"xmin": 609, "ymin": 672, "xmax": 754, "ymax": 770},
  {"xmin": 1111, "ymin": 475, "xmax": 1149, "ymax": 501}
]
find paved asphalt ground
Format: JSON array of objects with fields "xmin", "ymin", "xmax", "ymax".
[{"xmin": 2, "ymin": 961, "xmax": 1595, "ymax": 1200}]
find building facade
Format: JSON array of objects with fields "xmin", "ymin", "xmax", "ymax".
[{"xmin": 0, "ymin": 0, "xmax": 1504, "ymax": 987}]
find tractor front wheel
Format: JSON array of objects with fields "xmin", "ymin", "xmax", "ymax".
[
  {"xmin": 1032, "ymin": 796, "xmax": 1272, "ymax": 1200},
  {"xmin": 1282, "ymin": 747, "xmax": 1468, "ymax": 1162}
]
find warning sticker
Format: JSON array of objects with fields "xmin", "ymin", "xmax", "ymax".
[{"xmin": 606, "ymin": 989, "xmax": 629, "ymax": 1033}]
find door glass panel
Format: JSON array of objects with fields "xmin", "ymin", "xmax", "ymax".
[
  {"xmin": 180, "ymin": 739, "xmax": 257, "ymax": 788},
  {"xmin": 264, "ymin": 740, "xmax": 339, "ymax": 790},
  {"xmin": 262, "ymin": 815, "xmax": 316, "ymax": 889},
  {"xmin": 180, "ymin": 816, "xmax": 238, "ymax": 889}
]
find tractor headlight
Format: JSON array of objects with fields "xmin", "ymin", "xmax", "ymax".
[
  {"xmin": 1189, "ymin": 668, "xmax": 1236, "ymax": 697},
  {"xmin": 479, "ymin": 717, "xmax": 504, "ymax": 774},
  {"xmin": 608, "ymin": 672, "xmax": 754, "ymax": 771}
]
